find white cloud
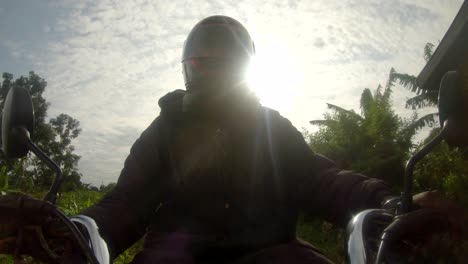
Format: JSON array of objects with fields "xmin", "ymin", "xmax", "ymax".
[{"xmin": 4, "ymin": 0, "xmax": 461, "ymax": 185}]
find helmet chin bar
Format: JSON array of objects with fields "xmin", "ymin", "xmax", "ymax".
[
  {"xmin": 182, "ymin": 80, "xmax": 253, "ymax": 114},
  {"xmin": 185, "ymin": 76, "xmax": 247, "ymax": 91},
  {"xmin": 183, "ymin": 61, "xmax": 248, "ymax": 91}
]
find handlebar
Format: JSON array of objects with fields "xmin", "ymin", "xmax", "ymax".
[{"xmin": 347, "ymin": 207, "xmax": 451, "ymax": 264}]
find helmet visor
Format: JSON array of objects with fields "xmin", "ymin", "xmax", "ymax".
[{"xmin": 182, "ymin": 24, "xmax": 254, "ymax": 62}]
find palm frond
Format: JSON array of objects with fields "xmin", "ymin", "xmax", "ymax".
[
  {"xmin": 360, "ymin": 88, "xmax": 374, "ymax": 117},
  {"xmin": 376, "ymin": 84, "xmax": 383, "ymax": 96},
  {"xmin": 405, "ymin": 91, "xmax": 438, "ymax": 109},
  {"xmin": 309, "ymin": 119, "xmax": 338, "ymax": 126},
  {"xmin": 391, "ymin": 72, "xmax": 420, "ymax": 94},
  {"xmin": 385, "ymin": 68, "xmax": 396, "ymax": 90},
  {"xmin": 404, "ymin": 113, "xmax": 438, "ymax": 134},
  {"xmin": 424, "ymin": 43, "xmax": 435, "ymax": 62},
  {"xmin": 382, "ymin": 86, "xmax": 393, "ymax": 102},
  {"xmin": 326, "ymin": 103, "xmax": 364, "ymax": 120}
]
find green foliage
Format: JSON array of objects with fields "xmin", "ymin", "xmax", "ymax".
[
  {"xmin": 296, "ymin": 216, "xmax": 344, "ymax": 263},
  {"xmin": 391, "ymin": 42, "xmax": 435, "ymax": 98},
  {"xmin": 391, "ymin": 43, "xmax": 438, "ymax": 131},
  {"xmin": 0, "ymin": 72, "xmax": 83, "ymax": 192},
  {"xmin": 56, "ymin": 190, "xmax": 105, "ymax": 216},
  {"xmin": 309, "ymin": 76, "xmax": 416, "ymax": 187},
  {"xmin": 413, "ymin": 128, "xmax": 468, "ymax": 208},
  {"xmin": 0, "ymin": 255, "xmax": 13, "ymax": 263},
  {"xmin": 0, "ymin": 166, "xmax": 8, "ymax": 191},
  {"xmin": 114, "ymin": 240, "xmax": 144, "ymax": 264},
  {"xmin": 5, "ymin": 157, "xmax": 35, "ymax": 192},
  {"xmin": 391, "ymin": 70, "xmax": 420, "ymax": 94},
  {"xmin": 405, "ymin": 91, "xmax": 438, "ymax": 109},
  {"xmin": 32, "ymin": 113, "xmax": 83, "ymax": 191}
]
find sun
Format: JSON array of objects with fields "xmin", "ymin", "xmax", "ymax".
[{"xmin": 246, "ymin": 38, "xmax": 303, "ymax": 113}]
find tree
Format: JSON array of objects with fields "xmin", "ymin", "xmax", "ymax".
[
  {"xmin": 30, "ymin": 113, "xmax": 83, "ymax": 190},
  {"xmin": 391, "ymin": 42, "xmax": 438, "ymax": 131},
  {"xmin": 0, "ymin": 72, "xmax": 83, "ymax": 191},
  {"xmin": 308, "ymin": 71, "xmax": 417, "ymax": 188}
]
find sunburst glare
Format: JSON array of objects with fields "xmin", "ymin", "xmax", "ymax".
[{"xmin": 246, "ymin": 37, "xmax": 304, "ymax": 113}]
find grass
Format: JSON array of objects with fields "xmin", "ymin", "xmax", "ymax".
[{"xmin": 296, "ymin": 216, "xmax": 345, "ymax": 263}]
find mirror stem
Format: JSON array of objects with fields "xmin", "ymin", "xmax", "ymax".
[
  {"xmin": 401, "ymin": 127, "xmax": 447, "ymax": 213},
  {"xmin": 28, "ymin": 140, "xmax": 62, "ymax": 204}
]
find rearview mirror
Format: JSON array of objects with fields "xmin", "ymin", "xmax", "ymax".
[
  {"xmin": 1, "ymin": 87, "xmax": 63, "ymax": 204},
  {"xmin": 438, "ymin": 71, "xmax": 468, "ymax": 147},
  {"xmin": 1, "ymin": 87, "xmax": 34, "ymax": 159}
]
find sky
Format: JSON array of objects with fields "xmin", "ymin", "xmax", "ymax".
[{"xmin": 0, "ymin": 0, "xmax": 464, "ymax": 186}]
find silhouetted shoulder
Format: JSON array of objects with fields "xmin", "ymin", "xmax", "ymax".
[
  {"xmin": 259, "ymin": 106, "xmax": 296, "ymax": 131},
  {"xmin": 158, "ymin": 89, "xmax": 185, "ymax": 117}
]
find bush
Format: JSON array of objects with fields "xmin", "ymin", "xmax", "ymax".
[{"xmin": 296, "ymin": 216, "xmax": 345, "ymax": 263}]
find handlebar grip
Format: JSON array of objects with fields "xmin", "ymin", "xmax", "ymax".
[{"xmin": 382, "ymin": 209, "xmax": 449, "ymax": 244}]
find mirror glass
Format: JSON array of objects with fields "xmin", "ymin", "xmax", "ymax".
[
  {"xmin": 438, "ymin": 70, "xmax": 468, "ymax": 147},
  {"xmin": 1, "ymin": 87, "xmax": 34, "ymax": 158}
]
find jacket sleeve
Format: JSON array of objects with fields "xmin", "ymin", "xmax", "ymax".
[
  {"xmin": 272, "ymin": 113, "xmax": 394, "ymax": 227},
  {"xmin": 81, "ymin": 117, "xmax": 172, "ymax": 259},
  {"xmin": 298, "ymin": 154, "xmax": 394, "ymax": 226}
]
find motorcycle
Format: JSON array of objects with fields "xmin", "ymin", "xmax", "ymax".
[{"xmin": 0, "ymin": 70, "xmax": 466, "ymax": 263}]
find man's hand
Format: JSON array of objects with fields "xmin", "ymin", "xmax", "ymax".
[
  {"xmin": 413, "ymin": 190, "xmax": 468, "ymax": 238},
  {"xmin": 0, "ymin": 192, "xmax": 77, "ymax": 263}
]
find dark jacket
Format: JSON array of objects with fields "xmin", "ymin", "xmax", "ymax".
[{"xmin": 82, "ymin": 90, "xmax": 393, "ymax": 261}]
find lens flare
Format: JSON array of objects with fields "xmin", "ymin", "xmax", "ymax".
[{"xmin": 246, "ymin": 38, "xmax": 303, "ymax": 113}]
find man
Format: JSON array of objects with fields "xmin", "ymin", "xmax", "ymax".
[
  {"xmin": 79, "ymin": 16, "xmax": 396, "ymax": 263},
  {"xmin": 0, "ymin": 15, "xmax": 465, "ymax": 264}
]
